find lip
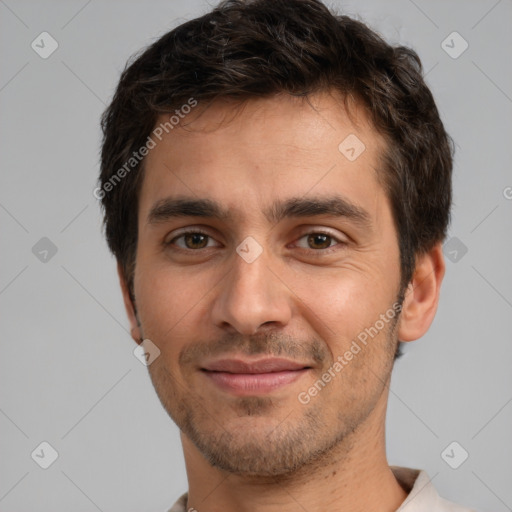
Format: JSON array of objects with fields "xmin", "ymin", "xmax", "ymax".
[
  {"xmin": 201, "ymin": 358, "xmax": 311, "ymax": 396},
  {"xmin": 203, "ymin": 357, "xmax": 309, "ymax": 373}
]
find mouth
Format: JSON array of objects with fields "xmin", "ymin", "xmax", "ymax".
[{"xmin": 200, "ymin": 357, "xmax": 312, "ymax": 395}]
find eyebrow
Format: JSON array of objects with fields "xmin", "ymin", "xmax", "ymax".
[{"xmin": 147, "ymin": 195, "xmax": 372, "ymax": 228}]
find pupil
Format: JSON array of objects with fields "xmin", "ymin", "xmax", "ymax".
[
  {"xmin": 309, "ymin": 234, "xmax": 330, "ymax": 249},
  {"xmin": 186, "ymin": 233, "xmax": 207, "ymax": 249}
]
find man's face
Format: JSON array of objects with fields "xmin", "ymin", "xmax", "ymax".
[{"xmin": 131, "ymin": 92, "xmax": 403, "ymax": 476}]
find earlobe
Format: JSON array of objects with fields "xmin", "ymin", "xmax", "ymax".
[
  {"xmin": 117, "ymin": 262, "xmax": 143, "ymax": 345},
  {"xmin": 397, "ymin": 243, "xmax": 446, "ymax": 342}
]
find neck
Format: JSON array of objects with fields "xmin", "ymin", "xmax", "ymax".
[{"xmin": 181, "ymin": 390, "xmax": 407, "ymax": 512}]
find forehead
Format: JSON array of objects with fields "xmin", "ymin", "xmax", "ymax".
[{"xmin": 139, "ymin": 91, "xmax": 387, "ymax": 224}]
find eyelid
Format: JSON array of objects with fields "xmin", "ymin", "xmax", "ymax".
[
  {"xmin": 165, "ymin": 227, "xmax": 220, "ymax": 247},
  {"xmin": 295, "ymin": 227, "xmax": 350, "ymax": 244},
  {"xmin": 164, "ymin": 226, "xmax": 348, "ymax": 251}
]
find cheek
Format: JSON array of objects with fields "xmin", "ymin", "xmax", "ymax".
[
  {"xmin": 287, "ymin": 263, "xmax": 391, "ymax": 350},
  {"xmin": 291, "ymin": 268, "xmax": 399, "ymax": 398},
  {"xmin": 133, "ymin": 266, "xmax": 209, "ymax": 354}
]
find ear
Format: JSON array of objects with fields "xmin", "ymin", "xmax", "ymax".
[
  {"xmin": 117, "ymin": 262, "xmax": 143, "ymax": 345},
  {"xmin": 398, "ymin": 242, "xmax": 446, "ymax": 342}
]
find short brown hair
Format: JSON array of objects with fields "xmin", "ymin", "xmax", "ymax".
[{"xmin": 99, "ymin": 0, "xmax": 454, "ymax": 304}]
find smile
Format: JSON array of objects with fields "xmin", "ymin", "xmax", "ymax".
[{"xmin": 201, "ymin": 358, "xmax": 312, "ymax": 395}]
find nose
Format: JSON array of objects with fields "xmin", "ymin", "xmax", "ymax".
[{"xmin": 210, "ymin": 245, "xmax": 293, "ymax": 336}]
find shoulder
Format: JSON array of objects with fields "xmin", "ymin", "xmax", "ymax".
[
  {"xmin": 391, "ymin": 466, "xmax": 476, "ymax": 512},
  {"xmin": 167, "ymin": 492, "xmax": 188, "ymax": 512}
]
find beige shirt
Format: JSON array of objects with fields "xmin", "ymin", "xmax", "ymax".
[{"xmin": 168, "ymin": 466, "xmax": 476, "ymax": 512}]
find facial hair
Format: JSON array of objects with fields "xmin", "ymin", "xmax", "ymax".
[{"xmin": 147, "ymin": 306, "xmax": 401, "ymax": 478}]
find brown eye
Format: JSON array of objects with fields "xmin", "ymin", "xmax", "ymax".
[
  {"xmin": 168, "ymin": 231, "xmax": 216, "ymax": 250},
  {"xmin": 306, "ymin": 233, "xmax": 333, "ymax": 250},
  {"xmin": 292, "ymin": 230, "xmax": 347, "ymax": 253},
  {"xmin": 183, "ymin": 233, "xmax": 209, "ymax": 249}
]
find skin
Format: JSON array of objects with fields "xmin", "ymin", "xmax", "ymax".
[{"xmin": 119, "ymin": 91, "xmax": 445, "ymax": 512}]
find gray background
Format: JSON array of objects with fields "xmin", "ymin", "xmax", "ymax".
[{"xmin": 1, "ymin": 0, "xmax": 511, "ymax": 511}]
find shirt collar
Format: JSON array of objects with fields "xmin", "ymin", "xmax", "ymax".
[{"xmin": 168, "ymin": 466, "xmax": 474, "ymax": 512}]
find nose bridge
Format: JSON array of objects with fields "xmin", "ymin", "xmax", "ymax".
[{"xmin": 210, "ymin": 241, "xmax": 292, "ymax": 335}]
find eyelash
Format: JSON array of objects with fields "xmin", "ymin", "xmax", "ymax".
[
  {"xmin": 165, "ymin": 229, "xmax": 347, "ymax": 254},
  {"xmin": 166, "ymin": 229, "xmax": 216, "ymax": 250}
]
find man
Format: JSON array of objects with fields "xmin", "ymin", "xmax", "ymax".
[{"xmin": 97, "ymin": 0, "xmax": 476, "ymax": 510}]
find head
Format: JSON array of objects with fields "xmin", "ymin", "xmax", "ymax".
[{"xmin": 99, "ymin": 0, "xmax": 453, "ymax": 477}]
